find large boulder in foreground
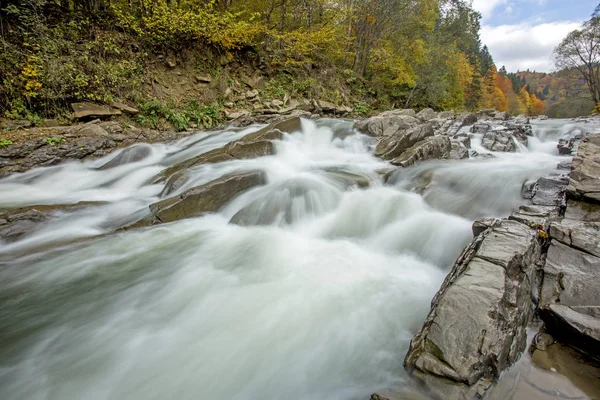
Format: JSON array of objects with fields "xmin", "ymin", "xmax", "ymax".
[
  {"xmin": 404, "ymin": 219, "xmax": 542, "ymax": 399},
  {"xmin": 567, "ymin": 134, "xmax": 600, "ymax": 204},
  {"xmin": 149, "ymin": 170, "xmax": 266, "ymax": 223}
]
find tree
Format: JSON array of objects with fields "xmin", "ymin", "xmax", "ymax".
[{"xmin": 554, "ymin": 14, "xmax": 600, "ymax": 104}]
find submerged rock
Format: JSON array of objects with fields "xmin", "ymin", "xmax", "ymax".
[
  {"xmin": 150, "ymin": 171, "xmax": 266, "ymax": 223},
  {"xmin": 99, "ymin": 144, "xmax": 152, "ymax": 169}
]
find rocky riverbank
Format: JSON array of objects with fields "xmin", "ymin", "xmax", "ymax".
[{"xmin": 372, "ymin": 132, "xmax": 600, "ymax": 398}]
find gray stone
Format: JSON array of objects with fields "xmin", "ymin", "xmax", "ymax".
[
  {"xmin": 416, "ymin": 108, "xmax": 438, "ymax": 122},
  {"xmin": 375, "ymin": 124, "xmax": 434, "ymax": 160},
  {"xmin": 71, "ymin": 102, "xmax": 121, "ymax": 119},
  {"xmin": 567, "ymin": 134, "xmax": 600, "ymax": 203},
  {"xmin": 150, "ymin": 171, "xmax": 266, "ymax": 223},
  {"xmin": 390, "ymin": 135, "xmax": 451, "ymax": 167},
  {"xmin": 99, "ymin": 144, "xmax": 152, "ymax": 170},
  {"xmin": 450, "ymin": 140, "xmax": 469, "ymax": 160},
  {"xmin": 481, "ymin": 130, "xmax": 516, "ymax": 152},
  {"xmin": 531, "ymin": 174, "xmax": 569, "ymax": 207},
  {"xmin": 355, "ymin": 115, "xmax": 420, "ymax": 137},
  {"xmin": 404, "ymin": 220, "xmax": 541, "ymax": 399}
]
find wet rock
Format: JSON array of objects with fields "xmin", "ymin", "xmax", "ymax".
[
  {"xmin": 0, "ymin": 208, "xmax": 48, "ymax": 242},
  {"xmin": 449, "ymin": 140, "xmax": 469, "ymax": 160},
  {"xmin": 150, "ymin": 171, "xmax": 266, "ymax": 223},
  {"xmin": 481, "ymin": 130, "xmax": 517, "ymax": 152},
  {"xmin": 404, "ymin": 219, "xmax": 541, "ymax": 399},
  {"xmin": 443, "ymin": 113, "xmax": 478, "ymax": 137},
  {"xmin": 472, "ymin": 217, "xmax": 498, "ymax": 237},
  {"xmin": 159, "ymin": 170, "xmax": 188, "ymax": 198},
  {"xmin": 454, "ymin": 133, "xmax": 471, "ymax": 148},
  {"xmin": 470, "ymin": 122, "xmax": 491, "ymax": 134},
  {"xmin": 390, "ymin": 135, "xmax": 451, "ymax": 167},
  {"xmin": 558, "ymin": 127, "xmax": 587, "ymax": 155},
  {"xmin": 355, "ymin": 114, "xmax": 420, "ymax": 137},
  {"xmin": 375, "ymin": 124, "xmax": 434, "ymax": 160},
  {"xmin": 416, "ymin": 108, "xmax": 438, "ymax": 122},
  {"xmin": 540, "ymin": 304, "xmax": 600, "ymax": 357},
  {"xmin": 71, "ymin": 102, "xmax": 121, "ymax": 120},
  {"xmin": 557, "ymin": 160, "xmax": 572, "ymax": 170},
  {"xmin": 521, "ymin": 180, "xmax": 537, "ymax": 200},
  {"xmin": 567, "ymin": 134, "xmax": 600, "ymax": 203},
  {"xmin": 99, "ymin": 144, "xmax": 152, "ymax": 170},
  {"xmin": 531, "ymin": 174, "xmax": 569, "ymax": 207},
  {"xmin": 509, "ymin": 204, "xmax": 558, "ymax": 230}
]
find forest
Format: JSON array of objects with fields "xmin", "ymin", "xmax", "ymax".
[{"xmin": 0, "ymin": 0, "xmax": 552, "ymax": 126}]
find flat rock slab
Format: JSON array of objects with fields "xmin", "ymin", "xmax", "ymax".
[
  {"xmin": 150, "ymin": 171, "xmax": 266, "ymax": 223},
  {"xmin": 71, "ymin": 102, "xmax": 121, "ymax": 119},
  {"xmin": 404, "ymin": 219, "xmax": 541, "ymax": 399},
  {"xmin": 391, "ymin": 135, "xmax": 451, "ymax": 167}
]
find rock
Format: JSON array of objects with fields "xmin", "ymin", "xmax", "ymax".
[
  {"xmin": 194, "ymin": 74, "xmax": 212, "ymax": 84},
  {"xmin": 245, "ymin": 89, "xmax": 259, "ymax": 100},
  {"xmin": 375, "ymin": 124, "xmax": 434, "ymax": 160},
  {"xmin": 449, "ymin": 140, "xmax": 469, "ymax": 160},
  {"xmin": 509, "ymin": 204, "xmax": 559, "ymax": 229},
  {"xmin": 71, "ymin": 102, "xmax": 121, "ymax": 120},
  {"xmin": 271, "ymin": 99, "xmax": 284, "ymax": 108},
  {"xmin": 416, "ymin": 108, "xmax": 438, "ymax": 122},
  {"xmin": 317, "ymin": 100, "xmax": 337, "ymax": 113},
  {"xmin": 0, "ymin": 208, "xmax": 48, "ymax": 242},
  {"xmin": 564, "ymin": 199, "xmax": 600, "ymax": 222},
  {"xmin": 159, "ymin": 170, "xmax": 188, "ymax": 198},
  {"xmin": 470, "ymin": 123, "xmax": 491, "ymax": 134},
  {"xmin": 548, "ymin": 219, "xmax": 600, "ymax": 258},
  {"xmin": 379, "ymin": 109, "xmax": 417, "ymax": 118},
  {"xmin": 539, "ymin": 115, "xmax": 549, "ymax": 120},
  {"xmin": 150, "ymin": 171, "xmax": 266, "ymax": 223},
  {"xmin": 477, "ymin": 108, "xmax": 496, "ymax": 118},
  {"xmin": 154, "ymin": 117, "xmax": 301, "ymax": 183},
  {"xmin": 539, "ymin": 304, "xmax": 600, "ymax": 357},
  {"xmin": 481, "ymin": 130, "xmax": 517, "ymax": 152},
  {"xmin": 557, "ymin": 160, "xmax": 572, "ymax": 170},
  {"xmin": 390, "ymin": 135, "xmax": 451, "ymax": 167},
  {"xmin": 355, "ymin": 115, "xmax": 420, "ymax": 137},
  {"xmin": 99, "ymin": 144, "xmax": 152, "ymax": 170},
  {"xmin": 567, "ymin": 134, "xmax": 600, "ymax": 203},
  {"xmin": 438, "ymin": 111, "xmax": 455, "ymax": 119},
  {"xmin": 460, "ymin": 113, "xmax": 478, "ymax": 126},
  {"xmin": 443, "ymin": 113, "xmax": 478, "ymax": 137},
  {"xmin": 472, "ymin": 217, "xmax": 498, "ymax": 237},
  {"xmin": 521, "ymin": 179, "xmax": 537, "ymax": 199},
  {"xmin": 109, "ymin": 101, "xmax": 139, "ymax": 115},
  {"xmin": 493, "ymin": 111, "xmax": 509, "ymax": 121},
  {"xmin": 531, "ymin": 174, "xmax": 569, "ymax": 207},
  {"xmin": 515, "ymin": 114, "xmax": 529, "ymax": 124},
  {"xmin": 404, "ymin": 219, "xmax": 541, "ymax": 400},
  {"xmin": 557, "ymin": 127, "xmax": 587, "ymax": 155},
  {"xmin": 226, "ymin": 110, "xmax": 251, "ymax": 120},
  {"xmin": 454, "ymin": 133, "xmax": 471, "ymax": 148}
]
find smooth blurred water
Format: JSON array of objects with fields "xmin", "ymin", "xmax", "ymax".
[{"xmin": 0, "ymin": 118, "xmax": 585, "ymax": 400}]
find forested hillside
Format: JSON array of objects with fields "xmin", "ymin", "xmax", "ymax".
[{"xmin": 1, "ymin": 0, "xmax": 546, "ymax": 130}]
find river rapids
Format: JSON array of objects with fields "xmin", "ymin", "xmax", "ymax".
[{"xmin": 0, "ymin": 118, "xmax": 590, "ymax": 399}]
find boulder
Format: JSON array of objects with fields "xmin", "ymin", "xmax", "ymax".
[
  {"xmin": 539, "ymin": 305, "xmax": 600, "ymax": 358},
  {"xmin": 481, "ymin": 130, "xmax": 517, "ymax": 152},
  {"xmin": 557, "ymin": 126, "xmax": 587, "ymax": 155},
  {"xmin": 150, "ymin": 171, "xmax": 266, "ymax": 223},
  {"xmin": 470, "ymin": 123, "xmax": 491, "ymax": 134},
  {"xmin": 71, "ymin": 102, "xmax": 121, "ymax": 119},
  {"xmin": 531, "ymin": 174, "xmax": 569, "ymax": 207},
  {"xmin": 416, "ymin": 108, "xmax": 438, "ymax": 122},
  {"xmin": 564, "ymin": 199, "xmax": 600, "ymax": 222},
  {"xmin": 477, "ymin": 108, "xmax": 496, "ymax": 118},
  {"xmin": 390, "ymin": 135, "xmax": 451, "ymax": 167},
  {"xmin": 375, "ymin": 124, "xmax": 434, "ymax": 160},
  {"xmin": 493, "ymin": 111, "xmax": 509, "ymax": 121},
  {"xmin": 99, "ymin": 144, "xmax": 152, "ymax": 170},
  {"xmin": 450, "ymin": 140, "xmax": 469, "ymax": 160},
  {"xmin": 567, "ymin": 134, "xmax": 600, "ymax": 203},
  {"xmin": 514, "ymin": 114, "xmax": 529, "ymax": 125},
  {"xmin": 355, "ymin": 115, "xmax": 420, "ymax": 137},
  {"xmin": 404, "ymin": 219, "xmax": 542, "ymax": 399},
  {"xmin": 317, "ymin": 100, "xmax": 337, "ymax": 113},
  {"xmin": 438, "ymin": 111, "xmax": 455, "ymax": 119}
]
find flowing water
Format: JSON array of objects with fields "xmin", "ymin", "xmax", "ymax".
[{"xmin": 0, "ymin": 118, "xmax": 593, "ymax": 400}]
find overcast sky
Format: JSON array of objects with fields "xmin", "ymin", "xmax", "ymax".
[{"xmin": 472, "ymin": 0, "xmax": 598, "ymax": 72}]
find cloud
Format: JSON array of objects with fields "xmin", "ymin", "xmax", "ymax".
[
  {"xmin": 481, "ymin": 21, "xmax": 582, "ymax": 72},
  {"xmin": 472, "ymin": 0, "xmax": 507, "ymax": 20}
]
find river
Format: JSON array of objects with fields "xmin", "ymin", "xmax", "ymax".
[{"xmin": 0, "ymin": 118, "xmax": 590, "ymax": 399}]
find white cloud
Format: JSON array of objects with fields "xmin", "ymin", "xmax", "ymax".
[
  {"xmin": 472, "ymin": 0, "xmax": 507, "ymax": 21},
  {"xmin": 481, "ymin": 21, "xmax": 582, "ymax": 72}
]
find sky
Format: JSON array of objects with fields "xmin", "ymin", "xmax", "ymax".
[{"xmin": 472, "ymin": 0, "xmax": 598, "ymax": 73}]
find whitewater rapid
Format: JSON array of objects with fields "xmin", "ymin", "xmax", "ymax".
[{"xmin": 0, "ymin": 118, "xmax": 588, "ymax": 399}]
